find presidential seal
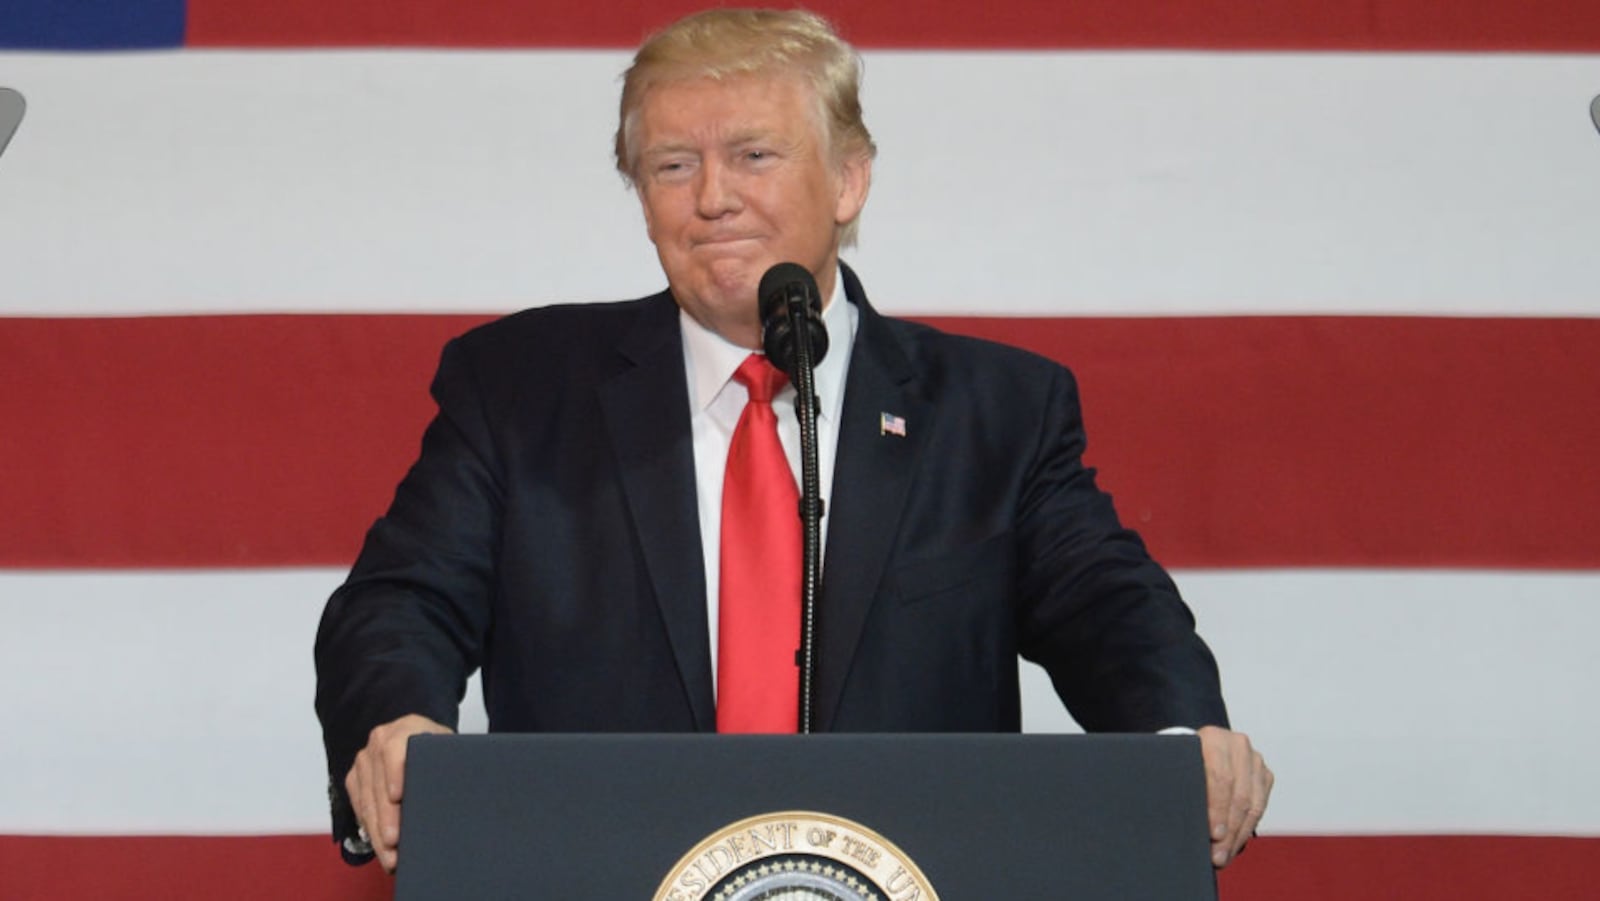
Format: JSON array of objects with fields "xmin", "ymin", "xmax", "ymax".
[{"xmin": 654, "ymin": 812, "xmax": 939, "ymax": 901}]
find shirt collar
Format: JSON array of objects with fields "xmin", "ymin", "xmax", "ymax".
[{"xmin": 680, "ymin": 267, "xmax": 857, "ymax": 422}]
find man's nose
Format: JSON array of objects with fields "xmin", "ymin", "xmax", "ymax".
[{"xmin": 695, "ymin": 160, "xmax": 742, "ymax": 218}]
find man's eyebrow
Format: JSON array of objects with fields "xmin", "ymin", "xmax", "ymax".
[
  {"xmin": 640, "ymin": 141, "xmax": 700, "ymax": 158},
  {"xmin": 725, "ymin": 128, "xmax": 774, "ymax": 145},
  {"xmin": 639, "ymin": 128, "xmax": 789, "ymax": 160}
]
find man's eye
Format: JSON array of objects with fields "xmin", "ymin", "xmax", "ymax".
[{"xmin": 653, "ymin": 161, "xmax": 693, "ymax": 180}]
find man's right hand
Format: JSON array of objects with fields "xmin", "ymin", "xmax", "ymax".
[{"xmin": 345, "ymin": 713, "xmax": 454, "ymax": 873}]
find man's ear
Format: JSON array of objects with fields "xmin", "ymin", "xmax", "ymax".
[{"xmin": 834, "ymin": 153, "xmax": 872, "ymax": 226}]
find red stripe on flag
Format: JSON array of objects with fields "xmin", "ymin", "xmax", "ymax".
[
  {"xmin": 1217, "ymin": 835, "xmax": 1600, "ymax": 900},
  {"xmin": 3, "ymin": 315, "xmax": 1597, "ymax": 570},
  {"xmin": 930, "ymin": 315, "xmax": 1600, "ymax": 570},
  {"xmin": 2, "ymin": 834, "xmax": 1596, "ymax": 899},
  {"xmin": 1, "ymin": 315, "xmax": 485, "ymax": 569},
  {"xmin": 0, "ymin": 835, "xmax": 388, "ymax": 901},
  {"xmin": 184, "ymin": 0, "xmax": 1600, "ymax": 51}
]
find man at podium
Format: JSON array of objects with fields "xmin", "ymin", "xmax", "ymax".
[{"xmin": 315, "ymin": 6, "xmax": 1273, "ymax": 876}]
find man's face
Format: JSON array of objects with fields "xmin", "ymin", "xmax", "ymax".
[{"xmin": 632, "ymin": 74, "xmax": 870, "ymax": 349}]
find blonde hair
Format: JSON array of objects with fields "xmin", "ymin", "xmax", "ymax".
[{"xmin": 615, "ymin": 8, "xmax": 876, "ymax": 243}]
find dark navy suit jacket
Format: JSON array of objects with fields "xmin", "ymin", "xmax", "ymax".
[{"xmin": 314, "ymin": 265, "xmax": 1228, "ymax": 844}]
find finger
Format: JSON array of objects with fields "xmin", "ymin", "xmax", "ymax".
[
  {"xmin": 1233, "ymin": 753, "xmax": 1272, "ymax": 854},
  {"xmin": 344, "ymin": 759, "xmax": 367, "ymax": 838},
  {"xmin": 1216, "ymin": 748, "xmax": 1272, "ymax": 866},
  {"xmin": 1206, "ymin": 794, "xmax": 1234, "ymax": 864},
  {"xmin": 368, "ymin": 768, "xmax": 400, "ymax": 872},
  {"xmin": 347, "ymin": 748, "xmax": 396, "ymax": 871},
  {"xmin": 347, "ymin": 751, "xmax": 384, "ymax": 849},
  {"xmin": 1200, "ymin": 734, "xmax": 1234, "ymax": 847},
  {"xmin": 375, "ymin": 804, "xmax": 400, "ymax": 873},
  {"xmin": 376, "ymin": 833, "xmax": 398, "ymax": 874},
  {"xmin": 386, "ymin": 802, "xmax": 405, "ymax": 874},
  {"xmin": 1197, "ymin": 728, "xmax": 1251, "ymax": 867},
  {"xmin": 384, "ymin": 729, "xmax": 410, "ymax": 804},
  {"xmin": 1224, "ymin": 739, "xmax": 1254, "ymax": 845},
  {"xmin": 374, "ymin": 737, "xmax": 407, "ymax": 849}
]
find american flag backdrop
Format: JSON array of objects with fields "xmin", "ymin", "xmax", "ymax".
[{"xmin": 2, "ymin": 1, "xmax": 1598, "ymax": 898}]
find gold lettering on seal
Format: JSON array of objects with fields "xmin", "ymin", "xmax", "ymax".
[
  {"xmin": 653, "ymin": 812, "xmax": 938, "ymax": 901},
  {"xmin": 746, "ymin": 822, "xmax": 796, "ymax": 854},
  {"xmin": 839, "ymin": 834, "xmax": 882, "ymax": 869},
  {"xmin": 679, "ymin": 866, "xmax": 707, "ymax": 894},
  {"xmin": 885, "ymin": 866, "xmax": 923, "ymax": 901}
]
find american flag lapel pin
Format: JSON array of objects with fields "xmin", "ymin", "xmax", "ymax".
[{"xmin": 879, "ymin": 411, "xmax": 907, "ymax": 437}]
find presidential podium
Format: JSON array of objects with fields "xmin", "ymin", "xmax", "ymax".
[{"xmin": 395, "ymin": 733, "xmax": 1217, "ymax": 900}]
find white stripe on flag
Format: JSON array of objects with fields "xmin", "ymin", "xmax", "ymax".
[
  {"xmin": 3, "ymin": 568, "xmax": 1597, "ymax": 835},
  {"xmin": 0, "ymin": 50, "xmax": 1597, "ymax": 316}
]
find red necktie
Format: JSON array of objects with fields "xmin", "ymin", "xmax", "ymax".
[{"xmin": 716, "ymin": 354, "xmax": 801, "ymax": 733}]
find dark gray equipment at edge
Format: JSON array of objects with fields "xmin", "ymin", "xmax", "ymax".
[{"xmin": 0, "ymin": 88, "xmax": 25, "ymax": 159}]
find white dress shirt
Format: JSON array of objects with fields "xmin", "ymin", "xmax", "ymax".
[{"xmin": 680, "ymin": 274, "xmax": 856, "ymax": 695}]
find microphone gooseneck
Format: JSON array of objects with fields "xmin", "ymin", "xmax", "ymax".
[{"xmin": 757, "ymin": 262, "xmax": 827, "ymax": 734}]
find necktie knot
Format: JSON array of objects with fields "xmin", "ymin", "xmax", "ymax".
[{"xmin": 734, "ymin": 354, "xmax": 788, "ymax": 404}]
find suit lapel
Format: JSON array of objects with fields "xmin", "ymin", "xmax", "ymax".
[
  {"xmin": 597, "ymin": 294, "xmax": 715, "ymax": 730},
  {"xmin": 814, "ymin": 268, "xmax": 932, "ymax": 730}
]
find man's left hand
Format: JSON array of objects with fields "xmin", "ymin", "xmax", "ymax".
[{"xmin": 1197, "ymin": 725, "xmax": 1272, "ymax": 868}]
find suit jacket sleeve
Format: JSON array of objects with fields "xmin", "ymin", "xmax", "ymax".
[
  {"xmin": 1014, "ymin": 361, "xmax": 1229, "ymax": 732},
  {"xmin": 312, "ymin": 334, "xmax": 501, "ymax": 849}
]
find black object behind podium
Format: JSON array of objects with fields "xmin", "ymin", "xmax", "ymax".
[{"xmin": 397, "ymin": 733, "xmax": 1215, "ymax": 900}]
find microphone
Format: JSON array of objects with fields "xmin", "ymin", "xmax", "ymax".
[
  {"xmin": 755, "ymin": 261, "xmax": 828, "ymax": 734},
  {"xmin": 758, "ymin": 262, "xmax": 829, "ymax": 379}
]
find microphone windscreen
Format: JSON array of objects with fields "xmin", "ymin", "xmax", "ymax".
[
  {"xmin": 758, "ymin": 262, "xmax": 818, "ymax": 324},
  {"xmin": 757, "ymin": 262, "xmax": 827, "ymax": 379}
]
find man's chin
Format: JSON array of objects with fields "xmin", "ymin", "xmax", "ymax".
[{"xmin": 703, "ymin": 260, "xmax": 766, "ymax": 302}]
